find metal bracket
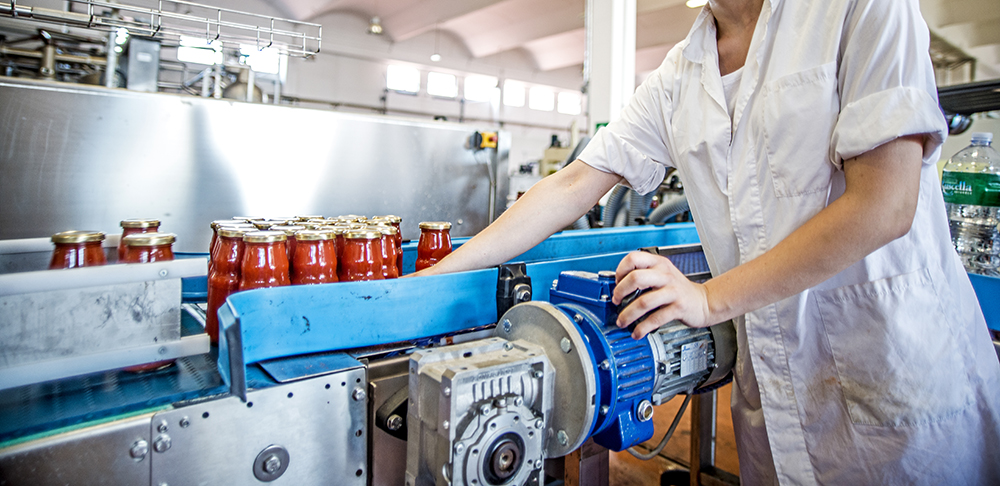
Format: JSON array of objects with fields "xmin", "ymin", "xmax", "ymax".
[
  {"xmin": 374, "ymin": 387, "xmax": 408, "ymax": 441},
  {"xmin": 497, "ymin": 263, "xmax": 532, "ymax": 319}
]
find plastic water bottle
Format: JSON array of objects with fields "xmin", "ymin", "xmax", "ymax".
[{"xmin": 941, "ymin": 132, "xmax": 1000, "ymax": 276}]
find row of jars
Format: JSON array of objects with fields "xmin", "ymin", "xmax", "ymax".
[
  {"xmin": 49, "ymin": 219, "xmax": 174, "ymax": 269},
  {"xmin": 205, "ymin": 215, "xmax": 453, "ymax": 343}
]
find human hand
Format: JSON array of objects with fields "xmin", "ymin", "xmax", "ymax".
[{"xmin": 612, "ymin": 251, "xmax": 713, "ymax": 339}]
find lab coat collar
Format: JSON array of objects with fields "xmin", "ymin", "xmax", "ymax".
[{"xmin": 682, "ymin": 0, "xmax": 778, "ymax": 65}]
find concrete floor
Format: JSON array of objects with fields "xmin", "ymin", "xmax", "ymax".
[{"xmin": 608, "ymin": 384, "xmax": 739, "ymax": 485}]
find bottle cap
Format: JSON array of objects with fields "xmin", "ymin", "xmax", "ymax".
[
  {"xmin": 419, "ymin": 221, "xmax": 452, "ymax": 230},
  {"xmin": 218, "ymin": 227, "xmax": 250, "ymax": 238},
  {"xmin": 374, "ymin": 215, "xmax": 402, "ymax": 224},
  {"xmin": 122, "ymin": 232, "xmax": 176, "ymax": 247},
  {"xmin": 970, "ymin": 132, "xmax": 993, "ymax": 144},
  {"xmin": 121, "ymin": 219, "xmax": 160, "ymax": 229},
  {"xmin": 295, "ymin": 229, "xmax": 332, "ymax": 241},
  {"xmin": 52, "ymin": 230, "xmax": 105, "ymax": 244},
  {"xmin": 270, "ymin": 225, "xmax": 306, "ymax": 236},
  {"xmin": 243, "ymin": 231, "xmax": 287, "ymax": 243},
  {"xmin": 369, "ymin": 224, "xmax": 398, "ymax": 236},
  {"xmin": 345, "ymin": 230, "xmax": 382, "ymax": 240}
]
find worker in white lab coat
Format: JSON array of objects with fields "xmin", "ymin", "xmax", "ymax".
[{"xmin": 421, "ymin": 0, "xmax": 1000, "ymax": 483}]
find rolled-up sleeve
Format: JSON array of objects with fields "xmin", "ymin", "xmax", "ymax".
[
  {"xmin": 578, "ymin": 63, "xmax": 675, "ymax": 195},
  {"xmin": 830, "ymin": 0, "xmax": 947, "ymax": 168}
]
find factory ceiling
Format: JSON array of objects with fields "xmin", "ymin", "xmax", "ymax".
[{"xmin": 264, "ymin": 0, "xmax": 1000, "ymax": 83}]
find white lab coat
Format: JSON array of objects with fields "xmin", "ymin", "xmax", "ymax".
[{"xmin": 578, "ymin": 0, "xmax": 1000, "ymax": 484}]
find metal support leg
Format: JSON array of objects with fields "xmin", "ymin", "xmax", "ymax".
[
  {"xmin": 564, "ymin": 439, "xmax": 608, "ymax": 486},
  {"xmin": 689, "ymin": 390, "xmax": 739, "ymax": 486}
]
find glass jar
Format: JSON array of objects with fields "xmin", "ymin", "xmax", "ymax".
[
  {"xmin": 121, "ymin": 233, "xmax": 176, "ymax": 263},
  {"xmin": 270, "ymin": 225, "xmax": 305, "ymax": 268},
  {"xmin": 239, "ymin": 231, "xmax": 291, "ymax": 290},
  {"xmin": 118, "ymin": 219, "xmax": 160, "ymax": 261},
  {"xmin": 210, "ymin": 221, "xmax": 254, "ymax": 274},
  {"xmin": 49, "ymin": 231, "xmax": 107, "ymax": 269},
  {"xmin": 296, "ymin": 215, "xmax": 323, "ymax": 222},
  {"xmin": 375, "ymin": 215, "xmax": 403, "ymax": 274},
  {"xmin": 206, "ymin": 227, "xmax": 248, "ymax": 344},
  {"xmin": 339, "ymin": 229, "xmax": 384, "ymax": 282},
  {"xmin": 291, "ymin": 229, "xmax": 338, "ymax": 285},
  {"xmin": 415, "ymin": 221, "xmax": 452, "ymax": 271},
  {"xmin": 371, "ymin": 225, "xmax": 399, "ymax": 279}
]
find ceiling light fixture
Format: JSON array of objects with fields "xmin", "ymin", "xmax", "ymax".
[
  {"xmin": 430, "ymin": 28, "xmax": 441, "ymax": 62},
  {"xmin": 368, "ymin": 16, "xmax": 383, "ymax": 35},
  {"xmin": 685, "ymin": 0, "xmax": 707, "ymax": 7}
]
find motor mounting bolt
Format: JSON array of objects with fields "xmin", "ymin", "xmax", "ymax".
[
  {"xmin": 557, "ymin": 430, "xmax": 568, "ymax": 446},
  {"xmin": 532, "ymin": 370, "xmax": 543, "ymax": 379},
  {"xmin": 513, "ymin": 397, "xmax": 524, "ymax": 407},
  {"xmin": 480, "ymin": 404, "xmax": 491, "ymax": 416},
  {"xmin": 600, "ymin": 405, "xmax": 610, "ymax": 416},
  {"xmin": 503, "ymin": 342, "xmax": 514, "ymax": 351},
  {"xmin": 443, "ymin": 386, "xmax": 451, "ymax": 397},
  {"xmin": 387, "ymin": 414, "xmax": 403, "ymax": 431},
  {"xmin": 560, "ymin": 337, "xmax": 572, "ymax": 353},
  {"xmin": 637, "ymin": 400, "xmax": 654, "ymax": 422},
  {"xmin": 129, "ymin": 440, "xmax": 148, "ymax": 460},
  {"xmin": 534, "ymin": 419, "xmax": 544, "ymax": 429},
  {"xmin": 502, "ymin": 320, "xmax": 512, "ymax": 333},
  {"xmin": 454, "ymin": 443, "xmax": 465, "ymax": 455},
  {"xmin": 352, "ymin": 388, "xmax": 366, "ymax": 402},
  {"xmin": 573, "ymin": 314, "xmax": 583, "ymax": 323},
  {"xmin": 514, "ymin": 283, "xmax": 532, "ymax": 303},
  {"xmin": 599, "ymin": 360, "xmax": 610, "ymax": 371}
]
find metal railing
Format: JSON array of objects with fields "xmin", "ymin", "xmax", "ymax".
[{"xmin": 1, "ymin": 0, "xmax": 321, "ymax": 57}]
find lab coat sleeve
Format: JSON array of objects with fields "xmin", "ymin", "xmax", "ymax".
[
  {"xmin": 830, "ymin": 0, "xmax": 947, "ymax": 168},
  {"xmin": 577, "ymin": 62, "xmax": 674, "ymax": 195}
]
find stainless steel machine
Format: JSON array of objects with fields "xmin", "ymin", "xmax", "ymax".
[{"xmin": 0, "ymin": 225, "xmax": 739, "ymax": 486}]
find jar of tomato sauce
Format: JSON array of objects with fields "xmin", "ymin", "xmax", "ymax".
[
  {"xmin": 49, "ymin": 231, "xmax": 107, "ymax": 269},
  {"xmin": 239, "ymin": 231, "xmax": 291, "ymax": 290},
  {"xmin": 415, "ymin": 222, "xmax": 452, "ymax": 271},
  {"xmin": 120, "ymin": 233, "xmax": 176, "ymax": 263},
  {"xmin": 270, "ymin": 225, "xmax": 305, "ymax": 268},
  {"xmin": 118, "ymin": 219, "xmax": 160, "ymax": 261},
  {"xmin": 209, "ymin": 221, "xmax": 253, "ymax": 274},
  {"xmin": 371, "ymin": 225, "xmax": 399, "ymax": 279},
  {"xmin": 291, "ymin": 229, "xmax": 338, "ymax": 285},
  {"xmin": 339, "ymin": 229, "xmax": 384, "ymax": 282},
  {"xmin": 206, "ymin": 227, "xmax": 249, "ymax": 344},
  {"xmin": 374, "ymin": 215, "xmax": 403, "ymax": 273}
]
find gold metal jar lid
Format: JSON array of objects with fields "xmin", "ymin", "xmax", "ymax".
[
  {"xmin": 121, "ymin": 218, "xmax": 160, "ymax": 229},
  {"xmin": 419, "ymin": 221, "xmax": 452, "ymax": 230},
  {"xmin": 296, "ymin": 215, "xmax": 324, "ymax": 221},
  {"xmin": 374, "ymin": 215, "xmax": 402, "ymax": 224},
  {"xmin": 299, "ymin": 222, "xmax": 323, "ymax": 230},
  {"xmin": 212, "ymin": 219, "xmax": 241, "ymax": 230},
  {"xmin": 122, "ymin": 232, "xmax": 176, "ymax": 247},
  {"xmin": 369, "ymin": 224, "xmax": 398, "ymax": 236},
  {"xmin": 243, "ymin": 231, "xmax": 287, "ymax": 243},
  {"xmin": 295, "ymin": 229, "xmax": 332, "ymax": 241},
  {"xmin": 337, "ymin": 215, "xmax": 365, "ymax": 222},
  {"xmin": 52, "ymin": 230, "xmax": 105, "ymax": 244},
  {"xmin": 270, "ymin": 225, "xmax": 306, "ymax": 236},
  {"xmin": 320, "ymin": 226, "xmax": 347, "ymax": 235},
  {"xmin": 217, "ymin": 227, "xmax": 250, "ymax": 238},
  {"xmin": 345, "ymin": 229, "xmax": 382, "ymax": 240}
]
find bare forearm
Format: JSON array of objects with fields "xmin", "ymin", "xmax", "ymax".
[{"xmin": 420, "ymin": 161, "xmax": 622, "ymax": 275}]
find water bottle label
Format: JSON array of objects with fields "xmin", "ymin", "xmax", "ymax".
[{"xmin": 942, "ymin": 172, "xmax": 1000, "ymax": 206}]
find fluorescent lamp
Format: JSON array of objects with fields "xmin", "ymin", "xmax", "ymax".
[{"xmin": 686, "ymin": 0, "xmax": 707, "ymax": 7}]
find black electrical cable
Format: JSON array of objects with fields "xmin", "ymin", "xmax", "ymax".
[{"xmin": 626, "ymin": 388, "xmax": 694, "ymax": 461}]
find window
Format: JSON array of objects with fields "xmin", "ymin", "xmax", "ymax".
[
  {"xmin": 557, "ymin": 91, "xmax": 582, "ymax": 115},
  {"xmin": 464, "ymin": 75, "xmax": 498, "ymax": 102},
  {"xmin": 529, "ymin": 86, "xmax": 555, "ymax": 111},
  {"xmin": 240, "ymin": 45, "xmax": 282, "ymax": 75},
  {"xmin": 503, "ymin": 80, "xmax": 525, "ymax": 107},
  {"xmin": 387, "ymin": 65, "xmax": 420, "ymax": 93},
  {"xmin": 427, "ymin": 72, "xmax": 458, "ymax": 98},
  {"xmin": 177, "ymin": 36, "xmax": 222, "ymax": 65}
]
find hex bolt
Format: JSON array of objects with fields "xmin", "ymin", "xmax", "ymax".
[
  {"xmin": 503, "ymin": 342, "xmax": 514, "ymax": 351},
  {"xmin": 352, "ymin": 388, "xmax": 366, "ymax": 402},
  {"xmin": 534, "ymin": 419, "xmax": 544, "ymax": 429},
  {"xmin": 153, "ymin": 435, "xmax": 171, "ymax": 453},
  {"xmin": 535, "ymin": 457, "xmax": 543, "ymax": 469},
  {"xmin": 598, "ymin": 270, "xmax": 616, "ymax": 280},
  {"xmin": 513, "ymin": 397, "xmax": 524, "ymax": 407},
  {"xmin": 479, "ymin": 404, "xmax": 491, "ymax": 416},
  {"xmin": 557, "ymin": 430, "xmax": 568, "ymax": 446},
  {"xmin": 129, "ymin": 439, "xmax": 149, "ymax": 460},
  {"xmin": 157, "ymin": 420, "xmax": 168, "ymax": 433},
  {"xmin": 600, "ymin": 405, "xmax": 610, "ymax": 416},
  {"xmin": 532, "ymin": 370, "xmax": 544, "ymax": 379},
  {"xmin": 637, "ymin": 400, "xmax": 654, "ymax": 422},
  {"xmin": 263, "ymin": 454, "xmax": 282, "ymax": 474},
  {"xmin": 599, "ymin": 360, "xmax": 610, "ymax": 371},
  {"xmin": 551, "ymin": 279, "xmax": 558, "ymax": 289},
  {"xmin": 502, "ymin": 319, "xmax": 512, "ymax": 333},
  {"xmin": 443, "ymin": 386, "xmax": 452, "ymax": 397},
  {"xmin": 442, "ymin": 420, "xmax": 450, "ymax": 430},
  {"xmin": 454, "ymin": 443, "xmax": 465, "ymax": 455},
  {"xmin": 560, "ymin": 337, "xmax": 572, "ymax": 353},
  {"xmin": 387, "ymin": 414, "xmax": 403, "ymax": 431},
  {"xmin": 514, "ymin": 283, "xmax": 532, "ymax": 303},
  {"xmin": 179, "ymin": 417, "xmax": 190, "ymax": 428},
  {"xmin": 495, "ymin": 397, "xmax": 507, "ymax": 408},
  {"xmin": 573, "ymin": 314, "xmax": 583, "ymax": 323}
]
